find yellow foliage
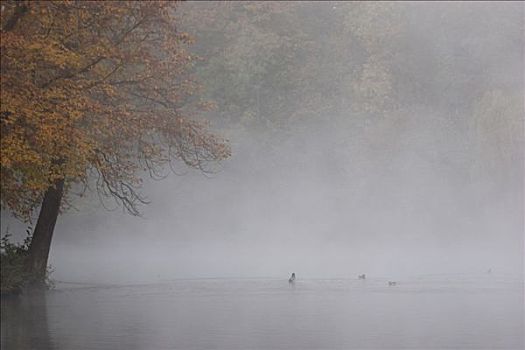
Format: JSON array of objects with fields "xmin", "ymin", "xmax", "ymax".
[{"xmin": 1, "ymin": 1, "xmax": 230, "ymax": 218}]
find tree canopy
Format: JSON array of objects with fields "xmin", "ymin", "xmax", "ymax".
[
  {"xmin": 1, "ymin": 1, "xmax": 230, "ymax": 219},
  {"xmin": 178, "ymin": 1, "xmax": 522, "ymax": 197}
]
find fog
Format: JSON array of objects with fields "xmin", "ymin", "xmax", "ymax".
[{"xmin": 2, "ymin": 1, "xmax": 523, "ymax": 284}]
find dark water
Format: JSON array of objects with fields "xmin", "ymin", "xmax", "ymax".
[{"xmin": 1, "ymin": 275, "xmax": 523, "ymax": 349}]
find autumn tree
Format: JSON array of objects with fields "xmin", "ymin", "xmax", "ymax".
[
  {"xmin": 176, "ymin": 1, "xmax": 409, "ymax": 132},
  {"xmin": 0, "ymin": 1, "xmax": 230, "ymax": 286},
  {"xmin": 179, "ymin": 1, "xmax": 521, "ymax": 178},
  {"xmin": 175, "ymin": 1, "xmax": 408, "ymax": 179}
]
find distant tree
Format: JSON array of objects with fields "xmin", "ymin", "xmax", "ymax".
[
  {"xmin": 0, "ymin": 1, "xmax": 230, "ymax": 286},
  {"xmin": 469, "ymin": 90, "xmax": 523, "ymax": 193},
  {"xmin": 177, "ymin": 1, "xmax": 406, "ymax": 131}
]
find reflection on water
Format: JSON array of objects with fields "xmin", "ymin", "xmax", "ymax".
[
  {"xmin": 1, "ymin": 275, "xmax": 523, "ymax": 349},
  {"xmin": 1, "ymin": 292, "xmax": 55, "ymax": 350}
]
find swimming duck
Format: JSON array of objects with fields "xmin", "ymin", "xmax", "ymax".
[{"xmin": 289, "ymin": 273, "xmax": 296, "ymax": 283}]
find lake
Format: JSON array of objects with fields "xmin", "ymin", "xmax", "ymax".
[{"xmin": 1, "ymin": 275, "xmax": 523, "ymax": 349}]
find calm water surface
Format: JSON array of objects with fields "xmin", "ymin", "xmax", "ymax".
[{"xmin": 1, "ymin": 275, "xmax": 523, "ymax": 349}]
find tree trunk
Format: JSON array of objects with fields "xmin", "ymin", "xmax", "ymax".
[{"xmin": 25, "ymin": 178, "xmax": 65, "ymax": 288}]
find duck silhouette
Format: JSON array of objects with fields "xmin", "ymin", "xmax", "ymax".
[{"xmin": 289, "ymin": 273, "xmax": 296, "ymax": 283}]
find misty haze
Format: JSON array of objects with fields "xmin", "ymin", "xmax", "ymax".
[{"xmin": 1, "ymin": 1, "xmax": 523, "ymax": 349}]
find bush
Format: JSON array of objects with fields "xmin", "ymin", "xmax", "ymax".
[{"xmin": 0, "ymin": 228, "xmax": 52, "ymax": 295}]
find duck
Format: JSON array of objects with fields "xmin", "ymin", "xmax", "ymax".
[
  {"xmin": 388, "ymin": 281, "xmax": 397, "ymax": 286},
  {"xmin": 288, "ymin": 272, "xmax": 296, "ymax": 283},
  {"xmin": 358, "ymin": 274, "xmax": 366, "ymax": 280}
]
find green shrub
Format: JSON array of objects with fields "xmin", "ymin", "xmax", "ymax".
[{"xmin": 0, "ymin": 228, "xmax": 52, "ymax": 295}]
